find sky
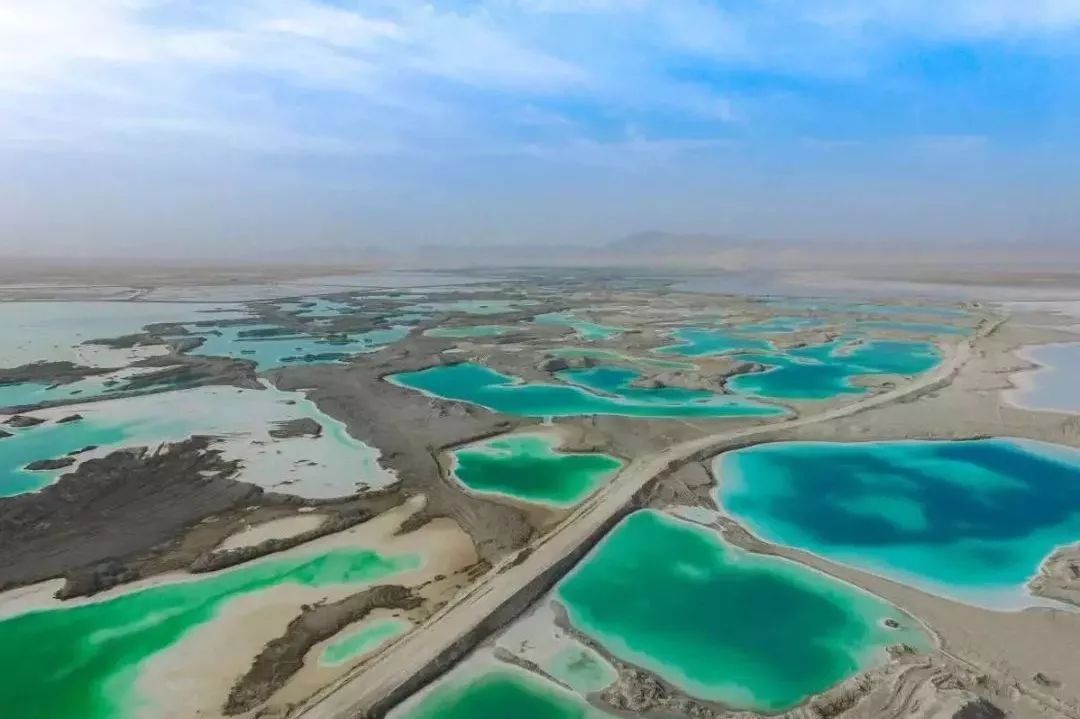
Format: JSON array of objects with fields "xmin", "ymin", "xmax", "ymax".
[{"xmin": 1, "ymin": 0, "xmax": 1079, "ymax": 259}]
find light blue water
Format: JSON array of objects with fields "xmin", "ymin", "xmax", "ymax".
[
  {"xmin": 181, "ymin": 323, "xmax": 411, "ymax": 370},
  {"xmin": 0, "ymin": 301, "xmax": 248, "ymax": 369},
  {"xmin": 533, "ymin": 312, "xmax": 622, "ymax": 341},
  {"xmin": 716, "ymin": 439, "xmax": 1080, "ymax": 608},
  {"xmin": 655, "ymin": 328, "xmax": 772, "ymax": 357},
  {"xmin": 0, "ymin": 420, "xmax": 132, "ymax": 496},
  {"xmin": 729, "ymin": 340, "xmax": 940, "ymax": 400},
  {"xmin": 1009, "ymin": 343, "xmax": 1080, "ymax": 414},
  {"xmin": 388, "ymin": 363, "xmax": 785, "ymax": 419},
  {"xmin": 0, "ymin": 377, "xmax": 120, "ymax": 409}
]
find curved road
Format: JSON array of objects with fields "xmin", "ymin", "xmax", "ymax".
[{"xmin": 295, "ymin": 330, "xmax": 979, "ymax": 719}]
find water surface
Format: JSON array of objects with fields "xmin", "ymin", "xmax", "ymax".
[
  {"xmin": 655, "ymin": 327, "xmax": 772, "ymax": 357},
  {"xmin": 451, "ymin": 433, "xmax": 622, "ymax": 506},
  {"xmin": 557, "ymin": 510, "xmax": 927, "ymax": 712},
  {"xmin": 716, "ymin": 439, "xmax": 1080, "ymax": 607},
  {"xmin": 390, "ymin": 363, "xmax": 784, "ymax": 419},
  {"xmin": 0, "ymin": 548, "xmax": 419, "ymax": 719},
  {"xmin": 396, "ymin": 666, "xmax": 611, "ymax": 719},
  {"xmin": 321, "ymin": 619, "xmax": 410, "ymax": 666},
  {"xmin": 534, "ymin": 312, "xmax": 622, "ymax": 341},
  {"xmin": 1006, "ymin": 343, "xmax": 1080, "ymax": 415},
  {"xmin": 1, "ymin": 383, "xmax": 394, "ymax": 498},
  {"xmin": 181, "ymin": 323, "xmax": 410, "ymax": 370},
  {"xmin": 729, "ymin": 340, "xmax": 940, "ymax": 400}
]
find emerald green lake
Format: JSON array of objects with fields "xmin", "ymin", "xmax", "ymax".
[
  {"xmin": 716, "ymin": 439, "xmax": 1080, "ymax": 607},
  {"xmin": 557, "ymin": 510, "xmax": 927, "ymax": 712},
  {"xmin": 389, "ymin": 363, "xmax": 784, "ymax": 419},
  {"xmin": 450, "ymin": 433, "xmax": 623, "ymax": 506},
  {"xmin": 0, "ymin": 548, "xmax": 420, "ymax": 719},
  {"xmin": 396, "ymin": 666, "xmax": 611, "ymax": 719},
  {"xmin": 321, "ymin": 618, "xmax": 410, "ymax": 666}
]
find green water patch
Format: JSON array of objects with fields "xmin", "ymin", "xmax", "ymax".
[
  {"xmin": 180, "ymin": 322, "xmax": 411, "ymax": 370},
  {"xmin": 0, "ymin": 548, "xmax": 420, "ymax": 719},
  {"xmin": 389, "ymin": 363, "xmax": 784, "ymax": 419},
  {"xmin": 321, "ymin": 618, "xmax": 410, "ymax": 666},
  {"xmin": 655, "ymin": 327, "xmax": 772, "ymax": 357},
  {"xmin": 716, "ymin": 439, "xmax": 1080, "ymax": 608},
  {"xmin": 424, "ymin": 325, "xmax": 512, "ymax": 339},
  {"xmin": 557, "ymin": 510, "xmax": 928, "ymax": 712},
  {"xmin": 728, "ymin": 339, "xmax": 940, "ymax": 400},
  {"xmin": 396, "ymin": 665, "xmax": 612, "ymax": 719},
  {"xmin": 533, "ymin": 312, "xmax": 623, "ymax": 341},
  {"xmin": 450, "ymin": 433, "xmax": 623, "ymax": 506}
]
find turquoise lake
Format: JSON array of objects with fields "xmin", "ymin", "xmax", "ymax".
[
  {"xmin": 716, "ymin": 439, "xmax": 1080, "ymax": 607},
  {"xmin": 729, "ymin": 340, "xmax": 940, "ymax": 400},
  {"xmin": 389, "ymin": 363, "xmax": 784, "ymax": 419},
  {"xmin": 655, "ymin": 327, "xmax": 772, "ymax": 357},
  {"xmin": 557, "ymin": 510, "xmax": 928, "ymax": 712},
  {"xmin": 0, "ymin": 419, "xmax": 133, "ymax": 497}
]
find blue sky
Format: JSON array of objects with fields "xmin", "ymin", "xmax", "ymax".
[{"xmin": 1, "ymin": 1, "xmax": 1078, "ymax": 257}]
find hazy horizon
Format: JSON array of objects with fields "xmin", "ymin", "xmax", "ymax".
[{"xmin": 2, "ymin": 1, "xmax": 1079, "ymax": 258}]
